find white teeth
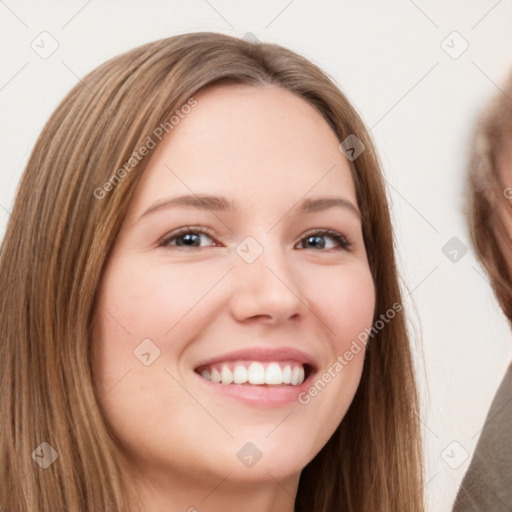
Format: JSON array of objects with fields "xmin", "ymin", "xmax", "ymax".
[
  {"xmin": 221, "ymin": 365, "xmax": 233, "ymax": 385},
  {"xmin": 290, "ymin": 366, "xmax": 300, "ymax": 385},
  {"xmin": 199, "ymin": 361, "xmax": 306, "ymax": 386},
  {"xmin": 233, "ymin": 365, "xmax": 248, "ymax": 384},
  {"xmin": 248, "ymin": 362, "xmax": 266, "ymax": 384},
  {"xmin": 211, "ymin": 368, "xmax": 221, "ymax": 383},
  {"xmin": 282, "ymin": 365, "xmax": 291, "ymax": 384},
  {"xmin": 265, "ymin": 362, "xmax": 283, "ymax": 385}
]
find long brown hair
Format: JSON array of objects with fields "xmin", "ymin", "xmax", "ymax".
[
  {"xmin": 0, "ymin": 32, "xmax": 424, "ymax": 511},
  {"xmin": 466, "ymin": 69, "xmax": 512, "ymax": 323}
]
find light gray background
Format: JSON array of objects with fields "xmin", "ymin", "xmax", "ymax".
[{"xmin": 1, "ymin": 1, "xmax": 511, "ymax": 510}]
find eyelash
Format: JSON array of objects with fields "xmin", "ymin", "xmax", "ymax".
[{"xmin": 157, "ymin": 226, "xmax": 352, "ymax": 251}]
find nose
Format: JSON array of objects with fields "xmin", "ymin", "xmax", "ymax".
[{"xmin": 229, "ymin": 239, "xmax": 305, "ymax": 325}]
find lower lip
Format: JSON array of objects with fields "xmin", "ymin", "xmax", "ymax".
[{"xmin": 193, "ymin": 370, "xmax": 316, "ymax": 407}]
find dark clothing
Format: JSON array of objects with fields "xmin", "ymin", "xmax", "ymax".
[{"xmin": 452, "ymin": 362, "xmax": 512, "ymax": 512}]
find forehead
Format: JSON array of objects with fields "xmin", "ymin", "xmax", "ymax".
[{"xmin": 129, "ymin": 84, "xmax": 357, "ymax": 216}]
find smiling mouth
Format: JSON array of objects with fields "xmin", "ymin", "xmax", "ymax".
[{"xmin": 194, "ymin": 360, "xmax": 314, "ymax": 386}]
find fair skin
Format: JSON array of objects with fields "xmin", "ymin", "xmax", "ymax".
[{"xmin": 91, "ymin": 84, "xmax": 376, "ymax": 512}]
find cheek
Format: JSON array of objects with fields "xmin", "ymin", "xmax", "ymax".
[
  {"xmin": 94, "ymin": 257, "xmax": 221, "ymax": 341},
  {"xmin": 90, "ymin": 257, "xmax": 229, "ymax": 401},
  {"xmin": 293, "ymin": 263, "xmax": 375, "ymax": 447},
  {"xmin": 90, "ymin": 261, "xmax": 196, "ymax": 454},
  {"xmin": 314, "ymin": 263, "xmax": 376, "ymax": 345},
  {"xmin": 300, "ymin": 262, "xmax": 375, "ymax": 396}
]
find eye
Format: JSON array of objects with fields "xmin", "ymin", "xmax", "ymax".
[
  {"xmin": 157, "ymin": 227, "xmax": 351, "ymax": 251},
  {"xmin": 158, "ymin": 226, "xmax": 220, "ymax": 248},
  {"xmin": 296, "ymin": 229, "xmax": 351, "ymax": 251}
]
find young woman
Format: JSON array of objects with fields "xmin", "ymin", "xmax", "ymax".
[
  {"xmin": 452, "ymin": 70, "xmax": 512, "ymax": 511},
  {"xmin": 0, "ymin": 32, "xmax": 424, "ymax": 512}
]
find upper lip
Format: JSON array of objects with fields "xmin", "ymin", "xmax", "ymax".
[{"xmin": 193, "ymin": 346, "xmax": 319, "ymax": 372}]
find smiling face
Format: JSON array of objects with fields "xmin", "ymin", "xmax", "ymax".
[{"xmin": 91, "ymin": 84, "xmax": 376, "ymax": 500}]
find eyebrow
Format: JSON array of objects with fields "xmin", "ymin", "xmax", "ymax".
[{"xmin": 137, "ymin": 194, "xmax": 361, "ymax": 221}]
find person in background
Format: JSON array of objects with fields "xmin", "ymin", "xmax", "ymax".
[{"xmin": 452, "ymin": 70, "xmax": 512, "ymax": 512}]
